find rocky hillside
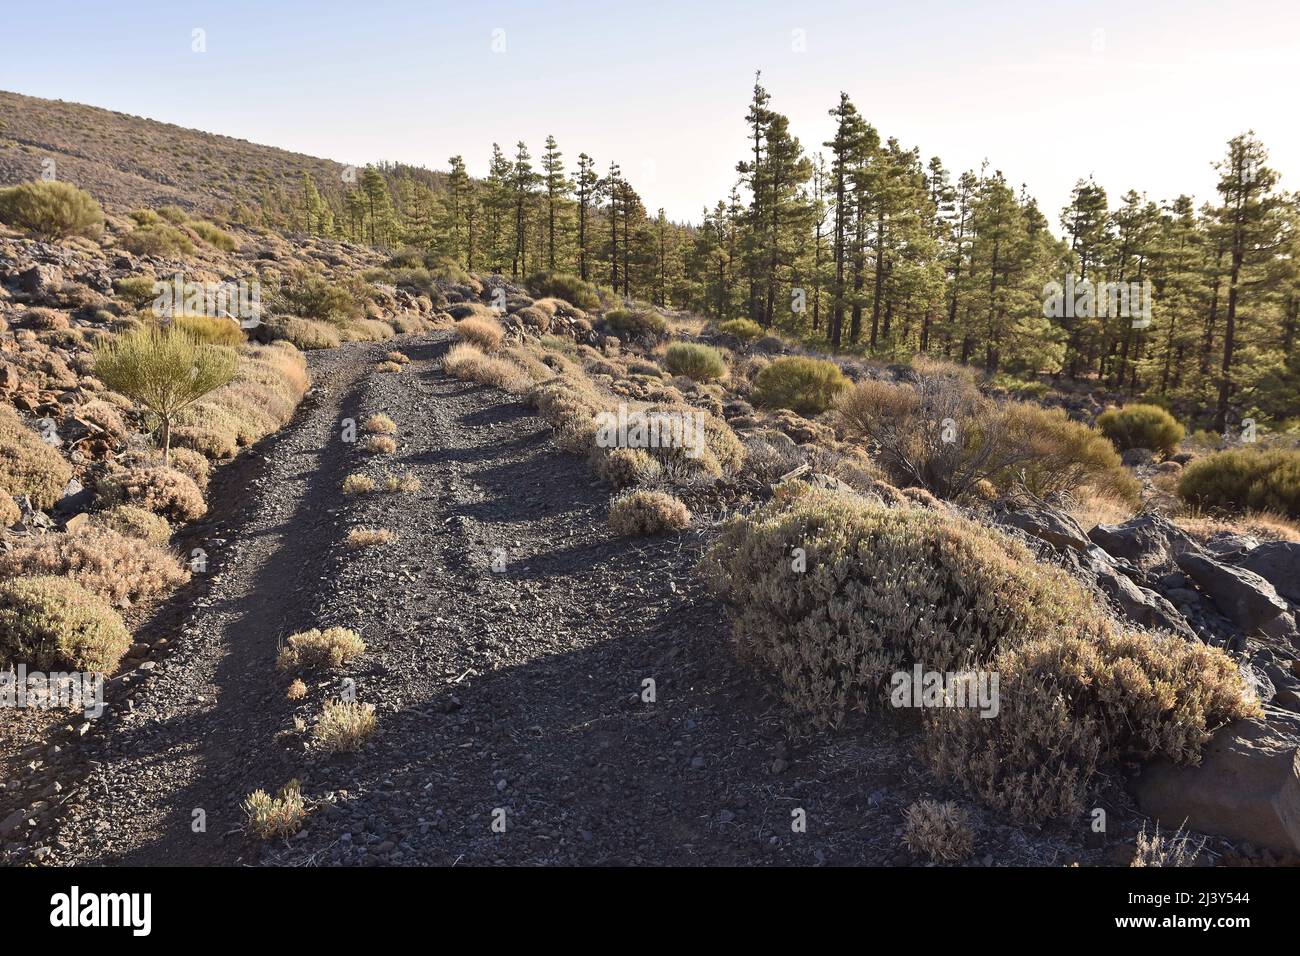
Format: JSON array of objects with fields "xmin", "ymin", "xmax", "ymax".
[{"xmin": 0, "ymin": 90, "xmax": 353, "ymax": 215}]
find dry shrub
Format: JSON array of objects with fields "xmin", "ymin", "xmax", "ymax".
[
  {"xmin": 443, "ymin": 342, "xmax": 530, "ymax": 392},
  {"xmin": 0, "ymin": 527, "xmax": 189, "ymax": 607},
  {"xmin": 363, "ymin": 414, "xmax": 397, "ymax": 435},
  {"xmin": 243, "ymin": 780, "xmax": 307, "ymax": 840},
  {"xmin": 608, "ymin": 489, "xmax": 690, "ymax": 535},
  {"xmin": 76, "ymin": 399, "xmax": 129, "ymax": 443},
  {"xmin": 836, "ymin": 376, "xmax": 1135, "ymax": 502},
  {"xmin": 902, "ymin": 800, "xmax": 974, "ymax": 863},
  {"xmin": 1131, "ymin": 822, "xmax": 1205, "ymax": 867},
  {"xmin": 313, "ymin": 699, "xmax": 377, "ymax": 753},
  {"xmin": 927, "ymin": 628, "xmax": 1256, "ymax": 824},
  {"xmin": 589, "ymin": 446, "xmax": 663, "ymax": 487},
  {"xmin": 343, "ymin": 473, "xmax": 376, "ymax": 494},
  {"xmin": 25, "ymin": 307, "xmax": 69, "ymax": 331},
  {"xmin": 455, "ymin": 316, "xmax": 505, "ymax": 352},
  {"xmin": 172, "ymin": 314, "xmax": 245, "ymax": 347},
  {"xmin": 269, "ymin": 316, "xmax": 342, "ymax": 350},
  {"xmin": 99, "ymin": 464, "xmax": 206, "ymax": 522},
  {"xmin": 375, "ymin": 360, "xmax": 403, "ymax": 373},
  {"xmin": 0, "ymin": 406, "xmax": 74, "ymax": 509},
  {"xmin": 93, "ymin": 504, "xmax": 171, "ymax": 546},
  {"xmin": 346, "ymin": 527, "xmax": 395, "ymax": 549},
  {"xmin": 702, "ymin": 485, "xmax": 1255, "ymax": 822},
  {"xmin": 276, "ymin": 626, "xmax": 365, "ymax": 672},
  {"xmin": 167, "ymin": 447, "xmax": 211, "ymax": 491},
  {"xmin": 286, "ymin": 678, "xmax": 307, "ymax": 700},
  {"xmin": 363, "ymin": 434, "xmax": 396, "ymax": 455},
  {"xmin": 0, "ymin": 490, "xmax": 19, "ymax": 528},
  {"xmin": 0, "ymin": 575, "xmax": 130, "ymax": 672}
]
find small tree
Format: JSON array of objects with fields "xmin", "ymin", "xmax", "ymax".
[{"xmin": 95, "ymin": 328, "xmax": 237, "ymax": 463}]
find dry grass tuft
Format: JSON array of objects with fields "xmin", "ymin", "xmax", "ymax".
[
  {"xmin": 363, "ymin": 435, "xmax": 397, "ymax": 455},
  {"xmin": 243, "ymin": 780, "xmax": 308, "ymax": 840},
  {"xmin": 363, "ymin": 414, "xmax": 397, "ymax": 435},
  {"xmin": 343, "ymin": 473, "xmax": 376, "ymax": 494},
  {"xmin": 286, "ymin": 678, "xmax": 308, "ymax": 701},
  {"xmin": 454, "ymin": 316, "xmax": 505, "ymax": 352},
  {"xmin": 375, "ymin": 360, "xmax": 403, "ymax": 373},
  {"xmin": 345, "ymin": 527, "xmax": 396, "ymax": 549},
  {"xmin": 313, "ymin": 699, "xmax": 377, "ymax": 753},
  {"xmin": 276, "ymin": 626, "xmax": 366, "ymax": 672}
]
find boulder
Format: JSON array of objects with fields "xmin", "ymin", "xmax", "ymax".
[
  {"xmin": 1134, "ymin": 709, "xmax": 1300, "ymax": 853},
  {"xmin": 1177, "ymin": 551, "xmax": 1290, "ymax": 633},
  {"xmin": 1121, "ymin": 447, "xmax": 1155, "ymax": 467},
  {"xmin": 1088, "ymin": 513, "xmax": 1201, "ymax": 570},
  {"xmin": 18, "ymin": 263, "xmax": 64, "ymax": 299},
  {"xmin": 994, "ymin": 503, "xmax": 1090, "ymax": 552},
  {"xmin": 1087, "ymin": 546, "xmax": 1196, "ymax": 640},
  {"xmin": 1233, "ymin": 542, "xmax": 1300, "ymax": 605}
]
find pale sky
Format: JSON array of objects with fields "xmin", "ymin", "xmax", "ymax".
[{"xmin": 3, "ymin": 0, "xmax": 1298, "ymax": 228}]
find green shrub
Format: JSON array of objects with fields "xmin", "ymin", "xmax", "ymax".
[
  {"xmin": 752, "ymin": 356, "xmax": 848, "ymax": 415},
  {"xmin": 95, "ymin": 327, "xmax": 238, "ymax": 462},
  {"xmin": 270, "ymin": 269, "xmax": 363, "ymax": 325},
  {"xmin": 664, "ymin": 342, "xmax": 726, "ymax": 382},
  {"xmin": 605, "ymin": 307, "xmax": 667, "ymax": 339},
  {"xmin": 718, "ymin": 318, "xmax": 764, "ymax": 342},
  {"xmin": 121, "ymin": 223, "xmax": 195, "ymax": 258},
  {"xmin": 526, "ymin": 272, "xmax": 601, "ymax": 311},
  {"xmin": 1177, "ymin": 447, "xmax": 1300, "ymax": 519},
  {"xmin": 189, "ymin": 220, "xmax": 238, "ymax": 252},
  {"xmin": 1097, "ymin": 403, "xmax": 1185, "ymax": 455},
  {"xmin": 0, "ymin": 575, "xmax": 131, "ymax": 672},
  {"xmin": 0, "ymin": 406, "xmax": 74, "ymax": 510},
  {"xmin": 171, "ymin": 314, "xmax": 246, "ymax": 346},
  {"xmin": 0, "ymin": 180, "xmax": 103, "ymax": 239},
  {"xmin": 113, "ymin": 275, "xmax": 159, "ymax": 309}
]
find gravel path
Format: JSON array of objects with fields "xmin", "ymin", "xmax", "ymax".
[{"xmin": 38, "ymin": 332, "xmax": 1116, "ymax": 866}]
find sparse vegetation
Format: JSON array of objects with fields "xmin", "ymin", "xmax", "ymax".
[
  {"xmin": 454, "ymin": 316, "xmax": 505, "ymax": 352},
  {"xmin": 343, "ymin": 473, "xmax": 376, "ymax": 494},
  {"xmin": 363, "ymin": 434, "xmax": 396, "ymax": 454},
  {"xmin": 345, "ymin": 527, "xmax": 396, "ymax": 549},
  {"xmin": 363, "ymin": 414, "xmax": 397, "ymax": 435}
]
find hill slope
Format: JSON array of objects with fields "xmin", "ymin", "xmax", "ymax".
[{"xmin": 0, "ymin": 90, "xmax": 353, "ymax": 214}]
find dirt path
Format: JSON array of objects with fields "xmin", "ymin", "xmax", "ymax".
[{"xmin": 44, "ymin": 332, "xmax": 1101, "ymax": 866}]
